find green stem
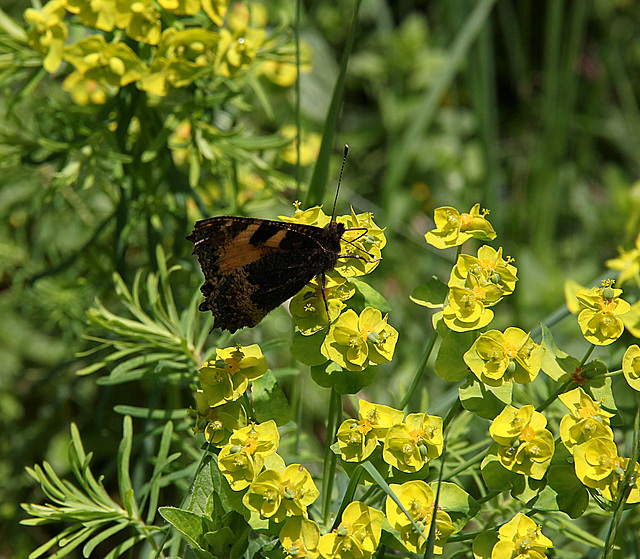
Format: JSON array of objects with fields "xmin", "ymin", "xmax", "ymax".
[
  {"xmin": 444, "ymin": 448, "xmax": 486, "ymax": 480},
  {"xmin": 322, "ymin": 388, "xmax": 342, "ymax": 523},
  {"xmin": 537, "ymin": 379, "xmax": 573, "ymax": 413},
  {"xmin": 400, "ymin": 331, "xmax": 438, "ymax": 409},
  {"xmin": 580, "ymin": 344, "xmax": 596, "ymax": 367}
]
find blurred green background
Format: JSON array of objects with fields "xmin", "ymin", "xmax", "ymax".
[{"xmin": 2, "ymin": 0, "xmax": 640, "ymax": 556}]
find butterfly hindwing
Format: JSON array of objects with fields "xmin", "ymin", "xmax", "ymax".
[{"xmin": 187, "ymin": 216, "xmax": 346, "ymax": 333}]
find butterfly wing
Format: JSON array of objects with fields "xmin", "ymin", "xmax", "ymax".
[{"xmin": 187, "ymin": 216, "xmax": 344, "ymax": 333}]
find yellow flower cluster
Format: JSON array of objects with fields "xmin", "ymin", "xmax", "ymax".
[
  {"xmin": 215, "ymin": 418, "xmax": 385, "ymax": 559},
  {"xmin": 282, "ymin": 206, "xmax": 398, "ymax": 372},
  {"xmin": 336, "ymin": 400, "xmax": 443, "ymax": 473},
  {"xmin": 421, "ymin": 205, "xmax": 517, "ymax": 332},
  {"xmin": 559, "ymin": 387, "xmax": 640, "ymax": 503},
  {"xmin": 24, "ymin": 0, "xmax": 306, "ymax": 105},
  {"xmin": 192, "ymin": 344, "xmax": 266, "ymax": 446},
  {"xmin": 489, "ymin": 405, "xmax": 555, "ymax": 480}
]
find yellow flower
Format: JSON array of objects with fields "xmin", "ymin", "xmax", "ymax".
[
  {"xmin": 201, "ymin": 0, "xmax": 230, "ymax": 26},
  {"xmin": 115, "ymin": 0, "xmax": 161, "ymax": 45},
  {"xmin": 199, "ymin": 344, "xmax": 268, "ymax": 406},
  {"xmin": 218, "ymin": 446, "xmax": 262, "ymax": 491},
  {"xmin": 322, "ymin": 308, "xmax": 398, "ymax": 371},
  {"xmin": 137, "ymin": 28, "xmax": 220, "ymax": 95},
  {"xmin": 334, "ymin": 209, "xmax": 386, "ymax": 278},
  {"xmin": 336, "ymin": 400, "xmax": 403, "ymax": 462},
  {"xmin": 385, "ymin": 480, "xmax": 454, "ymax": 554},
  {"xmin": 157, "ymin": 0, "xmax": 200, "ymax": 15},
  {"xmin": 62, "ymin": 71, "xmax": 111, "ymax": 105},
  {"xmin": 63, "ymin": 35, "xmax": 148, "ymax": 90},
  {"xmin": 623, "ymin": 344, "xmax": 640, "ymax": 391},
  {"xmin": 227, "ymin": 1, "xmax": 268, "ymax": 32},
  {"xmin": 218, "ymin": 420, "xmax": 280, "ymax": 490},
  {"xmin": 606, "ymin": 231, "xmax": 640, "ymax": 288},
  {"xmin": 66, "ymin": 0, "xmax": 117, "ymax": 31},
  {"xmin": 215, "ymin": 27, "xmax": 265, "ymax": 78},
  {"xmin": 280, "ymin": 517, "xmax": 321, "ymax": 559},
  {"xmin": 279, "ymin": 204, "xmax": 331, "ymax": 227},
  {"xmin": 573, "ymin": 437, "xmax": 622, "ymax": 485},
  {"xmin": 425, "ymin": 204, "xmax": 496, "ymax": 249},
  {"xmin": 449, "ymin": 246, "xmax": 518, "ymax": 299},
  {"xmin": 318, "ymin": 502, "xmax": 383, "ymax": 559},
  {"xmin": 191, "ymin": 391, "xmax": 247, "ymax": 447},
  {"xmin": 279, "ymin": 125, "xmax": 321, "ymax": 166},
  {"xmin": 382, "ymin": 413, "xmax": 443, "ymax": 473},
  {"xmin": 464, "ymin": 327, "xmax": 543, "ymax": 386},
  {"xmin": 243, "ymin": 464, "xmax": 319, "ymax": 522},
  {"xmin": 24, "ymin": 0, "xmax": 68, "ymax": 73},
  {"xmin": 558, "ymin": 387, "xmax": 614, "ymax": 452},
  {"xmin": 576, "ymin": 281, "xmax": 631, "ymax": 345},
  {"xmin": 489, "ymin": 405, "xmax": 554, "ymax": 480},
  {"xmin": 289, "ymin": 273, "xmax": 352, "ymax": 336},
  {"xmin": 442, "ymin": 282, "xmax": 495, "ymax": 332},
  {"xmin": 491, "ymin": 513, "xmax": 552, "ymax": 559}
]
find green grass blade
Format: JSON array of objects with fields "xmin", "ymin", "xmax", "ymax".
[
  {"xmin": 382, "ymin": 0, "xmax": 498, "ymax": 204},
  {"xmin": 304, "ymin": 0, "xmax": 362, "ymax": 208}
]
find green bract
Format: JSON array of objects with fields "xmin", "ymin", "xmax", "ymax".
[
  {"xmin": 192, "ymin": 392, "xmax": 247, "ymax": 447},
  {"xmin": 290, "ymin": 274, "xmax": 353, "ymax": 336}
]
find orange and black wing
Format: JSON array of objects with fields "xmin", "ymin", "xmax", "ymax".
[{"xmin": 187, "ymin": 216, "xmax": 344, "ymax": 333}]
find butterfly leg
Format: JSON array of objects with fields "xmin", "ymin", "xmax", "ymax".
[{"xmin": 320, "ymin": 272, "xmax": 332, "ymax": 330}]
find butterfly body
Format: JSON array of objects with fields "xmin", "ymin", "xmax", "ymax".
[{"xmin": 187, "ymin": 216, "xmax": 346, "ymax": 333}]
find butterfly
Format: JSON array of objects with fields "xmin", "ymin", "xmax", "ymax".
[{"xmin": 187, "ymin": 146, "xmax": 371, "ymax": 333}]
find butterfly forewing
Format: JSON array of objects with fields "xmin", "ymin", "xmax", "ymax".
[{"xmin": 187, "ymin": 216, "xmax": 345, "ymax": 333}]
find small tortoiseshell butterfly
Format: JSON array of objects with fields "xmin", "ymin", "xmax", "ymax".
[{"xmin": 188, "ymin": 146, "xmax": 364, "ymax": 333}]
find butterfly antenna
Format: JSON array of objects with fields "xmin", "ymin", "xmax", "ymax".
[{"xmin": 330, "ymin": 144, "xmax": 349, "ymax": 223}]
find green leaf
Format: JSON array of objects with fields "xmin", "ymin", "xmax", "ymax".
[
  {"xmin": 117, "ymin": 416, "xmax": 138, "ymax": 519},
  {"xmin": 540, "ymin": 323, "xmax": 577, "ymax": 381},
  {"xmin": 531, "ymin": 446, "xmax": 588, "ymax": 519},
  {"xmin": 252, "ymin": 370, "xmax": 294, "ymax": 425},
  {"xmin": 459, "ymin": 378, "xmax": 512, "ymax": 419},
  {"xmin": 159, "ymin": 507, "xmax": 213, "ymax": 558},
  {"xmin": 434, "ymin": 329, "xmax": 477, "ymax": 382},
  {"xmin": 481, "ymin": 446, "xmax": 517, "ymax": 491},
  {"xmin": 290, "ymin": 330, "xmax": 328, "ymax": 366},
  {"xmin": 311, "ymin": 361, "xmax": 377, "ymax": 394},
  {"xmin": 434, "ymin": 482, "xmax": 480, "ymax": 532},
  {"xmin": 584, "ymin": 363, "xmax": 617, "ymax": 414},
  {"xmin": 348, "ymin": 278, "xmax": 391, "ymax": 314},
  {"xmin": 410, "ymin": 277, "xmax": 449, "ymax": 308},
  {"xmin": 472, "ymin": 528, "xmax": 499, "ymax": 559}
]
